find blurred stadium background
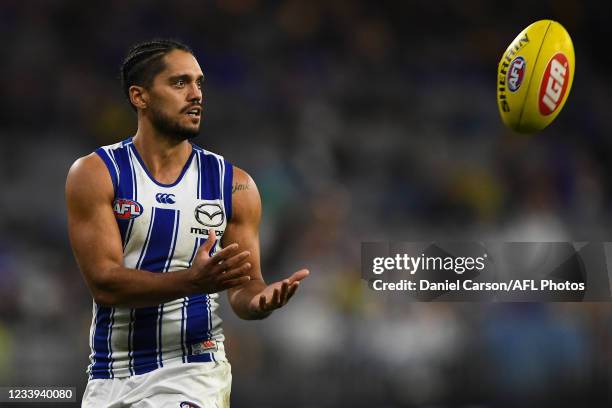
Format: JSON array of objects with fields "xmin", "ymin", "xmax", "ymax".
[{"xmin": 1, "ymin": 0, "xmax": 612, "ymax": 406}]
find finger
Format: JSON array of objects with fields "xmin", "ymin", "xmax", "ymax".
[
  {"xmin": 288, "ymin": 269, "xmax": 310, "ymax": 284},
  {"xmin": 286, "ymin": 282, "xmax": 300, "ymax": 301},
  {"xmin": 218, "ymin": 263, "xmax": 251, "ymax": 282},
  {"xmin": 220, "ymin": 250, "xmax": 251, "ymax": 270},
  {"xmin": 259, "ymin": 295, "xmax": 266, "ymax": 311},
  {"xmin": 209, "ymin": 251, "xmax": 250, "ymax": 275},
  {"xmin": 272, "ymin": 288, "xmax": 280, "ymax": 306},
  {"xmin": 207, "ymin": 243, "xmax": 240, "ymax": 264},
  {"xmin": 279, "ymin": 280, "xmax": 290, "ymax": 305},
  {"xmin": 220, "ymin": 275, "xmax": 251, "ymax": 290},
  {"xmin": 200, "ymin": 228, "xmax": 217, "ymax": 254}
]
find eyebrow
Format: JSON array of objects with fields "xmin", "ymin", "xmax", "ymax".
[{"xmin": 168, "ymin": 73, "xmax": 205, "ymax": 82}]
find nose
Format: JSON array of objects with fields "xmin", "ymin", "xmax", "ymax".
[{"xmin": 187, "ymin": 82, "xmax": 202, "ymax": 104}]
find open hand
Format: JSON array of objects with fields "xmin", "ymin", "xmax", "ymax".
[{"xmin": 248, "ymin": 269, "xmax": 309, "ymax": 315}]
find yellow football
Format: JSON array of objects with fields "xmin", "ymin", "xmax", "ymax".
[{"xmin": 497, "ymin": 20, "xmax": 575, "ymax": 133}]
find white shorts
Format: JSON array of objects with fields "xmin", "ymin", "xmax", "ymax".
[{"xmin": 82, "ymin": 361, "xmax": 232, "ymax": 408}]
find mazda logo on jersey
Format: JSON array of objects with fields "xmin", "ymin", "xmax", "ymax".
[{"xmin": 194, "ymin": 203, "xmax": 224, "ymax": 227}]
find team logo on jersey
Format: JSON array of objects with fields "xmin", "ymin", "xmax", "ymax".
[
  {"xmin": 179, "ymin": 402, "xmax": 201, "ymax": 408},
  {"xmin": 113, "ymin": 198, "xmax": 143, "ymax": 219},
  {"xmin": 195, "ymin": 203, "xmax": 224, "ymax": 227},
  {"xmin": 155, "ymin": 193, "xmax": 176, "ymax": 204}
]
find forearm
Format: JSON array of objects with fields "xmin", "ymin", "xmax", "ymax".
[
  {"xmin": 228, "ymin": 279, "xmax": 270, "ymax": 320},
  {"xmin": 88, "ymin": 266, "xmax": 197, "ymax": 308}
]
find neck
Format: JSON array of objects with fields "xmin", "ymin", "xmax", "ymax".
[{"xmin": 132, "ymin": 121, "xmax": 193, "ymax": 184}]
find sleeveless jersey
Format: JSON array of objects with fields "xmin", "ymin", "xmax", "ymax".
[{"xmin": 87, "ymin": 137, "xmax": 233, "ymax": 380}]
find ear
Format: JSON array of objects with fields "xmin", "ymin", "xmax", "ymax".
[{"xmin": 128, "ymin": 85, "xmax": 148, "ymax": 110}]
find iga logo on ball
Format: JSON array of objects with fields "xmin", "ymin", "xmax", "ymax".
[
  {"xmin": 539, "ymin": 53, "xmax": 569, "ymax": 116},
  {"xmin": 507, "ymin": 56, "xmax": 526, "ymax": 92}
]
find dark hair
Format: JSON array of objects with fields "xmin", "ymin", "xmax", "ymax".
[{"xmin": 120, "ymin": 39, "xmax": 193, "ymax": 110}]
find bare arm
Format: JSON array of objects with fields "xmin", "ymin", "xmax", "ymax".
[
  {"xmin": 224, "ymin": 167, "xmax": 309, "ymax": 320},
  {"xmin": 66, "ymin": 153, "xmax": 251, "ymax": 308}
]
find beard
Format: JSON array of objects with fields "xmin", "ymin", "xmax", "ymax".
[{"xmin": 148, "ymin": 104, "xmax": 200, "ymax": 141}]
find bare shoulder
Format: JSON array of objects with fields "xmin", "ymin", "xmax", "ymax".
[
  {"xmin": 231, "ymin": 166, "xmax": 261, "ymax": 223},
  {"xmin": 66, "ymin": 152, "xmax": 114, "ymax": 205}
]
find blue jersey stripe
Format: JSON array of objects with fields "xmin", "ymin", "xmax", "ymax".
[
  {"xmin": 185, "ymin": 294, "xmax": 210, "ymax": 362},
  {"xmin": 132, "ymin": 306, "xmax": 159, "ymax": 375},
  {"xmin": 94, "ymin": 148, "xmax": 119, "ymax": 191},
  {"xmin": 135, "ymin": 208, "xmax": 156, "ymax": 271},
  {"xmin": 107, "ymin": 148, "xmax": 121, "ymax": 182},
  {"xmin": 158, "ymin": 210, "xmax": 180, "ymax": 368},
  {"xmin": 163, "ymin": 210, "xmax": 181, "ymax": 272},
  {"xmin": 111, "ymin": 144, "xmax": 136, "ymax": 246},
  {"xmin": 218, "ymin": 157, "xmax": 224, "ymax": 203},
  {"xmin": 185, "ymin": 238, "xmax": 206, "ymax": 357},
  {"xmin": 139, "ymin": 208, "xmax": 177, "ymax": 272},
  {"xmin": 132, "ymin": 207, "xmax": 178, "ymax": 375},
  {"xmin": 182, "ymin": 237, "xmax": 201, "ymax": 363},
  {"xmin": 128, "ymin": 144, "xmax": 138, "ymax": 200},
  {"xmin": 122, "ymin": 147, "xmax": 138, "ymax": 249},
  {"xmin": 91, "ymin": 305, "xmax": 112, "ymax": 379},
  {"xmin": 187, "ymin": 353, "xmax": 214, "ymax": 363},
  {"xmin": 128, "ymin": 207, "xmax": 155, "ymax": 376},
  {"xmin": 185, "ymin": 236, "xmax": 209, "ymax": 358},
  {"xmin": 112, "ymin": 144, "xmax": 134, "ymax": 199},
  {"xmin": 199, "ymin": 152, "xmax": 221, "ymax": 200},
  {"xmin": 131, "ymin": 307, "xmax": 159, "ymax": 375}
]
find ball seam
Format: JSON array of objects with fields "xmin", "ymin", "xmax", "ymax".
[{"xmin": 517, "ymin": 20, "xmax": 552, "ymax": 132}]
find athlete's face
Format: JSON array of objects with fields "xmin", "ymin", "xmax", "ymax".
[{"xmin": 146, "ymin": 50, "xmax": 204, "ymax": 141}]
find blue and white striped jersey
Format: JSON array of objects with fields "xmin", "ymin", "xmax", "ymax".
[{"xmin": 88, "ymin": 137, "xmax": 233, "ymax": 380}]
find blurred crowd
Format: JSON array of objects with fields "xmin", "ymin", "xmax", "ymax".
[{"xmin": 1, "ymin": 0, "xmax": 612, "ymax": 406}]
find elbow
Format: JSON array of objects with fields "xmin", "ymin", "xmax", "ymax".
[
  {"xmin": 86, "ymin": 266, "xmax": 120, "ymax": 307},
  {"xmin": 92, "ymin": 289, "xmax": 117, "ymax": 307}
]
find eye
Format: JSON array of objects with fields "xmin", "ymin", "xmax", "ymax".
[
  {"xmin": 174, "ymin": 79, "xmax": 185, "ymax": 88},
  {"xmin": 196, "ymin": 79, "xmax": 202, "ymax": 89}
]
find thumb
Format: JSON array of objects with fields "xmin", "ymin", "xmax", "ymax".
[
  {"xmin": 288, "ymin": 269, "xmax": 310, "ymax": 283},
  {"xmin": 199, "ymin": 228, "xmax": 217, "ymax": 257}
]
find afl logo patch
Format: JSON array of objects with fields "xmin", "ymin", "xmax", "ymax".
[
  {"xmin": 507, "ymin": 56, "xmax": 526, "ymax": 92},
  {"xmin": 179, "ymin": 402, "xmax": 201, "ymax": 408},
  {"xmin": 113, "ymin": 198, "xmax": 143, "ymax": 219},
  {"xmin": 195, "ymin": 203, "xmax": 224, "ymax": 227}
]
